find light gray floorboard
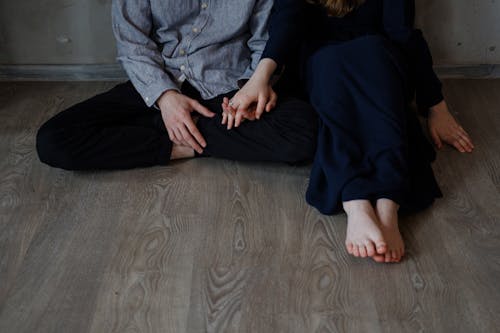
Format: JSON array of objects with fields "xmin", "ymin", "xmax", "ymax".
[{"xmin": 0, "ymin": 80, "xmax": 498, "ymax": 333}]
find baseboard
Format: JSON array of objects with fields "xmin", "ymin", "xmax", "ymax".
[
  {"xmin": 0, "ymin": 64, "xmax": 127, "ymax": 81},
  {"xmin": 434, "ymin": 64, "xmax": 500, "ymax": 79},
  {"xmin": 0, "ymin": 63, "xmax": 499, "ymax": 81}
]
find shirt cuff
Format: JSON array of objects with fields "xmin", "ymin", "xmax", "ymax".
[{"xmin": 138, "ymin": 79, "xmax": 181, "ymax": 108}]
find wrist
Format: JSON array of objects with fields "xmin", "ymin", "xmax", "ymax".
[
  {"xmin": 157, "ymin": 89, "xmax": 179, "ymax": 107},
  {"xmin": 429, "ymin": 100, "xmax": 446, "ymax": 113},
  {"xmin": 252, "ymin": 58, "xmax": 278, "ymax": 83}
]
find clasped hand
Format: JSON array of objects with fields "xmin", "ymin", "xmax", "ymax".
[{"xmin": 221, "ymin": 76, "xmax": 278, "ymax": 130}]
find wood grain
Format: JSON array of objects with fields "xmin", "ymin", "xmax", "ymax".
[{"xmin": 0, "ymin": 80, "xmax": 499, "ymax": 333}]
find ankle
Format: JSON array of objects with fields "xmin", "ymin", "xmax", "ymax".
[
  {"xmin": 376, "ymin": 198, "xmax": 399, "ymax": 215},
  {"xmin": 343, "ymin": 200, "xmax": 374, "ymax": 215},
  {"xmin": 171, "ymin": 144, "xmax": 195, "ymax": 160}
]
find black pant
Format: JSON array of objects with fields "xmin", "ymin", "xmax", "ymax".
[{"xmin": 36, "ymin": 81, "xmax": 318, "ymax": 170}]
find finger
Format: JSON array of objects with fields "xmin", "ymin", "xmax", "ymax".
[
  {"xmin": 457, "ymin": 127, "xmax": 475, "ymax": 148},
  {"xmin": 227, "ymin": 106, "xmax": 237, "ymax": 118},
  {"xmin": 180, "ymin": 125, "xmax": 203, "ymax": 153},
  {"xmin": 457, "ymin": 133, "xmax": 474, "ymax": 152},
  {"xmin": 222, "ymin": 99, "xmax": 232, "ymax": 115},
  {"xmin": 457, "ymin": 136, "xmax": 471, "ymax": 153},
  {"xmin": 222, "ymin": 111, "xmax": 227, "ymax": 125},
  {"xmin": 236, "ymin": 97, "xmax": 252, "ymax": 115},
  {"xmin": 167, "ymin": 128, "xmax": 174, "ymax": 141},
  {"xmin": 227, "ymin": 112, "xmax": 235, "ymax": 130},
  {"xmin": 167, "ymin": 128, "xmax": 180, "ymax": 145},
  {"xmin": 452, "ymin": 138, "xmax": 467, "ymax": 153},
  {"xmin": 255, "ymin": 95, "xmax": 267, "ymax": 120},
  {"xmin": 224, "ymin": 100, "xmax": 235, "ymax": 117},
  {"xmin": 457, "ymin": 125, "xmax": 472, "ymax": 140},
  {"xmin": 184, "ymin": 117, "xmax": 207, "ymax": 148},
  {"xmin": 191, "ymin": 100, "xmax": 215, "ymax": 118},
  {"xmin": 430, "ymin": 129, "xmax": 443, "ymax": 149},
  {"xmin": 235, "ymin": 110, "xmax": 244, "ymax": 128},
  {"xmin": 266, "ymin": 91, "xmax": 278, "ymax": 112},
  {"xmin": 173, "ymin": 127, "xmax": 185, "ymax": 146}
]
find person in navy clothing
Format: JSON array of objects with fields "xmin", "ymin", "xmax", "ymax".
[{"xmin": 223, "ymin": 0, "xmax": 474, "ymax": 263}]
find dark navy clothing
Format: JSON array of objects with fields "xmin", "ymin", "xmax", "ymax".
[
  {"xmin": 262, "ymin": 0, "xmax": 444, "ymax": 115},
  {"xmin": 262, "ymin": 0, "xmax": 443, "ymax": 214}
]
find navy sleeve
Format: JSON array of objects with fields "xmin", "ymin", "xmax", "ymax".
[
  {"xmin": 383, "ymin": 0, "xmax": 444, "ymax": 116},
  {"xmin": 261, "ymin": 0, "xmax": 304, "ymax": 67}
]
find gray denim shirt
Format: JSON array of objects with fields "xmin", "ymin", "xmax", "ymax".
[{"xmin": 112, "ymin": 0, "xmax": 273, "ymax": 107}]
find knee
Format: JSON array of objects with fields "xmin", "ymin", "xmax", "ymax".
[{"xmin": 36, "ymin": 121, "xmax": 78, "ymax": 170}]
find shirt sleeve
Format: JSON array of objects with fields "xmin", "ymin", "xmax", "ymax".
[
  {"xmin": 240, "ymin": 0, "xmax": 274, "ymax": 80},
  {"xmin": 112, "ymin": 0, "xmax": 180, "ymax": 107},
  {"xmin": 260, "ymin": 0, "xmax": 304, "ymax": 67},
  {"xmin": 383, "ymin": 0, "xmax": 444, "ymax": 116}
]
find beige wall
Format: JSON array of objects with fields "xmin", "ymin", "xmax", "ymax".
[
  {"xmin": 0, "ymin": 0, "xmax": 115, "ymax": 64},
  {"xmin": 416, "ymin": 0, "xmax": 500, "ymax": 65},
  {"xmin": 0, "ymin": 0, "xmax": 499, "ymax": 66}
]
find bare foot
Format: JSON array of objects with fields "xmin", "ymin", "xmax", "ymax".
[
  {"xmin": 374, "ymin": 199, "xmax": 405, "ymax": 263},
  {"xmin": 170, "ymin": 143, "xmax": 195, "ymax": 160},
  {"xmin": 343, "ymin": 200, "xmax": 387, "ymax": 259}
]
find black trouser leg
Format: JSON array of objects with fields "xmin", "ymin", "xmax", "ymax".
[
  {"xmin": 37, "ymin": 81, "xmax": 318, "ymax": 170},
  {"xmin": 197, "ymin": 92, "xmax": 318, "ymax": 163},
  {"xmin": 36, "ymin": 82, "xmax": 172, "ymax": 170}
]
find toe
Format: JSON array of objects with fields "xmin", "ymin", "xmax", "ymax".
[
  {"xmin": 391, "ymin": 251, "xmax": 401, "ymax": 263},
  {"xmin": 385, "ymin": 252, "xmax": 392, "ymax": 263},
  {"xmin": 376, "ymin": 242, "xmax": 387, "ymax": 255},
  {"xmin": 365, "ymin": 242, "xmax": 376, "ymax": 257},
  {"xmin": 346, "ymin": 242, "xmax": 354, "ymax": 254},
  {"xmin": 372, "ymin": 255, "xmax": 385, "ymax": 263},
  {"xmin": 352, "ymin": 245, "xmax": 360, "ymax": 257},
  {"xmin": 359, "ymin": 245, "xmax": 367, "ymax": 258},
  {"xmin": 392, "ymin": 250, "xmax": 398, "ymax": 259}
]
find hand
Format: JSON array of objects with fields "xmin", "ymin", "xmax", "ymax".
[
  {"xmin": 157, "ymin": 90, "xmax": 215, "ymax": 153},
  {"xmin": 428, "ymin": 100, "xmax": 474, "ymax": 153},
  {"xmin": 221, "ymin": 97, "xmax": 259, "ymax": 130},
  {"xmin": 220, "ymin": 58, "xmax": 279, "ymax": 130},
  {"xmin": 221, "ymin": 78, "xmax": 278, "ymax": 130}
]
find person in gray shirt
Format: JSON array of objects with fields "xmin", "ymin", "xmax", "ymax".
[{"xmin": 35, "ymin": 0, "xmax": 317, "ymax": 170}]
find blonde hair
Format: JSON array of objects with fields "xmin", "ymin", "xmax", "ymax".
[{"xmin": 307, "ymin": 0, "xmax": 366, "ymax": 17}]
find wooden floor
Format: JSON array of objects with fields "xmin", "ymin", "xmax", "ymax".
[{"xmin": 0, "ymin": 80, "xmax": 499, "ymax": 333}]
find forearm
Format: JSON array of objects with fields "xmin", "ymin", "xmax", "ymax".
[
  {"xmin": 112, "ymin": 0, "xmax": 179, "ymax": 107},
  {"xmin": 251, "ymin": 58, "xmax": 278, "ymax": 84},
  {"xmin": 382, "ymin": 0, "xmax": 443, "ymax": 116},
  {"xmin": 261, "ymin": 0, "xmax": 304, "ymax": 67}
]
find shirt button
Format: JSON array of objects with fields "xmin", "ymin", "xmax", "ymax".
[
  {"xmin": 192, "ymin": 27, "xmax": 199, "ymax": 33},
  {"xmin": 179, "ymin": 49, "xmax": 186, "ymax": 55},
  {"xmin": 180, "ymin": 65, "xmax": 186, "ymax": 71},
  {"xmin": 201, "ymin": 3, "xmax": 208, "ymax": 9},
  {"xmin": 145, "ymin": 97, "xmax": 150, "ymax": 102}
]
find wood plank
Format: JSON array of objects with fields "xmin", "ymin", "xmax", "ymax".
[{"xmin": 0, "ymin": 80, "xmax": 499, "ymax": 332}]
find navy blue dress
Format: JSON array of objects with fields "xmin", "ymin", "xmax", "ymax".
[{"xmin": 262, "ymin": 0, "xmax": 443, "ymax": 215}]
